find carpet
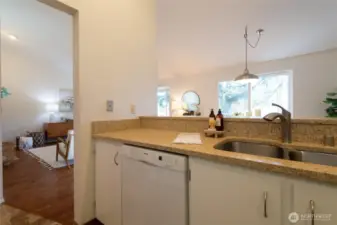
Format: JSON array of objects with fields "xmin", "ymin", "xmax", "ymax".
[
  {"xmin": 0, "ymin": 204, "xmax": 61, "ymax": 225},
  {"xmin": 26, "ymin": 145, "xmax": 74, "ymax": 169},
  {"xmin": 2, "ymin": 142, "xmax": 19, "ymax": 166}
]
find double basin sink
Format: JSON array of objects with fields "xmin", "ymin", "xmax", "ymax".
[{"xmin": 214, "ymin": 141, "xmax": 337, "ymax": 167}]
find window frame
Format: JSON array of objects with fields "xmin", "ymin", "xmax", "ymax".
[{"xmin": 157, "ymin": 86, "xmax": 171, "ymax": 117}]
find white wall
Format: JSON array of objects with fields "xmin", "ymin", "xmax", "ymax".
[
  {"xmin": 160, "ymin": 49, "xmax": 337, "ymax": 118},
  {"xmin": 51, "ymin": 0, "xmax": 157, "ymax": 224},
  {"xmin": 0, "ymin": 30, "xmax": 3, "ymax": 204},
  {"xmin": 1, "ymin": 41, "xmax": 73, "ymax": 142}
]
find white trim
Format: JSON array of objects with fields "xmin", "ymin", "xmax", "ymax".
[
  {"xmin": 248, "ymin": 82, "xmax": 252, "ymax": 112},
  {"xmin": 157, "ymin": 87, "xmax": 171, "ymax": 116},
  {"xmin": 258, "ymin": 69, "xmax": 292, "ymax": 77},
  {"xmin": 288, "ymin": 70, "xmax": 294, "ymax": 117},
  {"xmin": 157, "ymin": 86, "xmax": 170, "ymax": 91},
  {"xmin": 0, "ymin": 198, "xmax": 4, "ymax": 204}
]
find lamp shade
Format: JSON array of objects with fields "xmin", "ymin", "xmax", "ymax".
[
  {"xmin": 234, "ymin": 26, "xmax": 263, "ymax": 83},
  {"xmin": 234, "ymin": 69, "xmax": 259, "ymax": 84},
  {"xmin": 46, "ymin": 103, "xmax": 59, "ymax": 112}
]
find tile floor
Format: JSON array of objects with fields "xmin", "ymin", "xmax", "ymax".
[{"xmin": 0, "ymin": 204, "xmax": 61, "ymax": 225}]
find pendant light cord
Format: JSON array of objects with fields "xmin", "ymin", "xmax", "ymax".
[
  {"xmin": 245, "ymin": 30, "xmax": 248, "ymax": 71},
  {"xmin": 244, "ymin": 25, "xmax": 263, "ymax": 71},
  {"xmin": 246, "ymin": 33, "xmax": 262, "ymax": 48}
]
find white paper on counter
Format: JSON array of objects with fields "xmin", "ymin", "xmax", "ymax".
[{"xmin": 173, "ymin": 133, "xmax": 202, "ymax": 145}]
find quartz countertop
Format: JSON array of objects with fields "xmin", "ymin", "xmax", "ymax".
[{"xmin": 93, "ymin": 128, "xmax": 337, "ymax": 184}]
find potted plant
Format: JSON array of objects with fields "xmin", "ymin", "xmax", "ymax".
[
  {"xmin": 323, "ymin": 92, "xmax": 337, "ymax": 117},
  {"xmin": 1, "ymin": 87, "xmax": 10, "ymax": 98}
]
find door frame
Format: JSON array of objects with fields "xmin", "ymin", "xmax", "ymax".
[{"xmin": 0, "ymin": 0, "xmax": 79, "ymax": 208}]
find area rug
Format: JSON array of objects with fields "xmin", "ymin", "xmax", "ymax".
[
  {"xmin": 25, "ymin": 145, "xmax": 74, "ymax": 170},
  {"xmin": 0, "ymin": 204, "xmax": 61, "ymax": 225}
]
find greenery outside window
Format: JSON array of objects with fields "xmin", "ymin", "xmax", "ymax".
[
  {"xmin": 218, "ymin": 71, "xmax": 291, "ymax": 116},
  {"xmin": 157, "ymin": 87, "xmax": 170, "ymax": 116}
]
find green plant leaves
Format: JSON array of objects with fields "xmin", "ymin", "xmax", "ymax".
[{"xmin": 1, "ymin": 87, "xmax": 10, "ymax": 98}]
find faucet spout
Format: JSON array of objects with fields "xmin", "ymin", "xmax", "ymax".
[
  {"xmin": 263, "ymin": 104, "xmax": 292, "ymax": 143},
  {"xmin": 263, "ymin": 112, "xmax": 286, "ymax": 122}
]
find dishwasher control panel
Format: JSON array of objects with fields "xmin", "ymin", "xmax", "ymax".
[{"xmin": 123, "ymin": 145, "xmax": 188, "ymax": 172}]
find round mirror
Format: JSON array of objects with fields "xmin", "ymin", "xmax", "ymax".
[{"xmin": 182, "ymin": 91, "xmax": 200, "ymax": 111}]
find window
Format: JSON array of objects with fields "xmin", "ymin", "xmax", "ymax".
[
  {"xmin": 218, "ymin": 72, "xmax": 291, "ymax": 117},
  {"xmin": 218, "ymin": 82, "xmax": 249, "ymax": 117},
  {"xmin": 157, "ymin": 87, "xmax": 170, "ymax": 116}
]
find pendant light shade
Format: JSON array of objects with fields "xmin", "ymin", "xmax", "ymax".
[
  {"xmin": 234, "ymin": 69, "xmax": 259, "ymax": 83},
  {"xmin": 234, "ymin": 26, "xmax": 264, "ymax": 83}
]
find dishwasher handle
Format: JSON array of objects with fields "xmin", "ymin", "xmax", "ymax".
[
  {"xmin": 136, "ymin": 159, "xmax": 187, "ymax": 172},
  {"xmin": 138, "ymin": 159, "xmax": 160, "ymax": 168}
]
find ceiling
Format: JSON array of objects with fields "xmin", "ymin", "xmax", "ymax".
[
  {"xmin": 157, "ymin": 0, "xmax": 337, "ymax": 78},
  {"xmin": 1, "ymin": 0, "xmax": 337, "ymax": 80},
  {"xmin": 0, "ymin": 0, "xmax": 72, "ymax": 75}
]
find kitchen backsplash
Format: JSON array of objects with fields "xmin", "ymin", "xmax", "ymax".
[
  {"xmin": 92, "ymin": 116, "xmax": 337, "ymax": 146},
  {"xmin": 92, "ymin": 119, "xmax": 140, "ymax": 134}
]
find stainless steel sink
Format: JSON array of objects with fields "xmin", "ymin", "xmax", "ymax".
[
  {"xmin": 214, "ymin": 141, "xmax": 285, "ymax": 159},
  {"xmin": 214, "ymin": 141, "xmax": 337, "ymax": 166},
  {"xmin": 288, "ymin": 150, "xmax": 337, "ymax": 167}
]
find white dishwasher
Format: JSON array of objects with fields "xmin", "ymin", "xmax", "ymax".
[{"xmin": 122, "ymin": 145, "xmax": 188, "ymax": 225}]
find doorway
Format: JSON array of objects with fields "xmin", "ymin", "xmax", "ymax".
[{"xmin": 0, "ymin": 0, "xmax": 77, "ymax": 224}]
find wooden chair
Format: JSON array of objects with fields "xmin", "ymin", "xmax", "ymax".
[{"xmin": 56, "ymin": 130, "xmax": 74, "ymax": 169}]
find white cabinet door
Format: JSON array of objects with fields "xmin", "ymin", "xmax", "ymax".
[
  {"xmin": 189, "ymin": 157, "xmax": 283, "ymax": 225},
  {"xmin": 292, "ymin": 179, "xmax": 337, "ymax": 225},
  {"xmin": 95, "ymin": 140, "xmax": 122, "ymax": 225}
]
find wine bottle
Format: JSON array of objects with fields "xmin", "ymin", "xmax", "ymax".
[
  {"xmin": 209, "ymin": 109, "xmax": 216, "ymax": 129},
  {"xmin": 215, "ymin": 109, "xmax": 224, "ymax": 131}
]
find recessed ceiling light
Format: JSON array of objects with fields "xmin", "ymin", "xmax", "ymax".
[
  {"xmin": 1, "ymin": 31, "xmax": 19, "ymax": 41},
  {"xmin": 7, "ymin": 34, "xmax": 18, "ymax": 41}
]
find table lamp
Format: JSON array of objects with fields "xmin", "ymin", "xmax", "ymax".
[{"xmin": 46, "ymin": 103, "xmax": 59, "ymax": 122}]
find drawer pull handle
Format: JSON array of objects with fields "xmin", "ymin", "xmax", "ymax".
[
  {"xmin": 114, "ymin": 151, "xmax": 119, "ymax": 166},
  {"xmin": 264, "ymin": 191, "xmax": 268, "ymax": 218},
  {"xmin": 310, "ymin": 200, "xmax": 315, "ymax": 225}
]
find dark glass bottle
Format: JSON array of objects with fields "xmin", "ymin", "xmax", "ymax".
[
  {"xmin": 209, "ymin": 109, "xmax": 216, "ymax": 129},
  {"xmin": 215, "ymin": 109, "xmax": 224, "ymax": 131}
]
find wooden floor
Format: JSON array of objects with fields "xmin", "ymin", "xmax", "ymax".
[{"xmin": 3, "ymin": 150, "xmax": 74, "ymax": 225}]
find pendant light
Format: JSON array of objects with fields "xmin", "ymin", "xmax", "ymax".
[{"xmin": 234, "ymin": 26, "xmax": 264, "ymax": 83}]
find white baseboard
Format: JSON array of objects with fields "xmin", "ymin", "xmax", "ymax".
[{"xmin": 0, "ymin": 197, "xmax": 4, "ymax": 204}]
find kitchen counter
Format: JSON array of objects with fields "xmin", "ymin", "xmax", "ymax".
[{"xmin": 93, "ymin": 128, "xmax": 337, "ymax": 184}]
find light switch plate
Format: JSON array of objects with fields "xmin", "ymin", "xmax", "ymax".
[
  {"xmin": 107, "ymin": 100, "xmax": 113, "ymax": 112},
  {"xmin": 130, "ymin": 104, "xmax": 136, "ymax": 114}
]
